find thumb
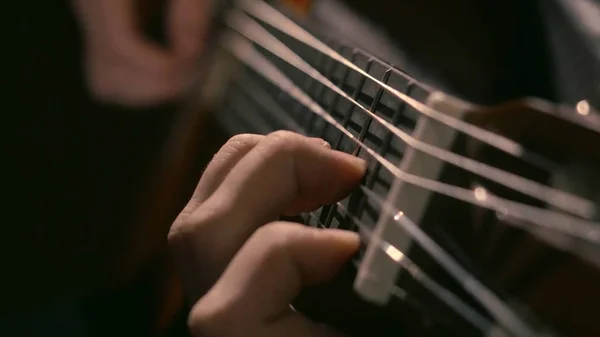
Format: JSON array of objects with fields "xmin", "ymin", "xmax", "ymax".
[{"xmin": 190, "ymin": 223, "xmax": 359, "ymax": 334}]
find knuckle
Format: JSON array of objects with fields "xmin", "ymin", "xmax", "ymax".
[
  {"xmin": 254, "ymin": 221, "xmax": 288, "ymax": 240},
  {"xmin": 188, "ymin": 292, "xmax": 244, "ymax": 337},
  {"xmin": 211, "ymin": 134, "xmax": 261, "ymax": 164},
  {"xmin": 225, "ymin": 133, "xmax": 257, "ymax": 147},
  {"xmin": 252, "ymin": 222, "xmax": 304, "ymax": 253},
  {"xmin": 267, "ymin": 130, "xmax": 298, "ymax": 141},
  {"xmin": 167, "ymin": 203, "xmax": 221, "ymax": 246},
  {"xmin": 187, "ymin": 305, "xmax": 209, "ymax": 336},
  {"xmin": 188, "ymin": 301, "xmax": 222, "ymax": 337},
  {"xmin": 265, "ymin": 130, "xmax": 302, "ymax": 151},
  {"xmin": 261, "ymin": 131, "xmax": 308, "ymax": 162}
]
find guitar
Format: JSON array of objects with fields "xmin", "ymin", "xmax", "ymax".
[{"xmin": 146, "ymin": 0, "xmax": 600, "ymax": 336}]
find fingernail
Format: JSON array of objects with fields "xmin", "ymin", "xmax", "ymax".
[
  {"xmin": 345, "ymin": 155, "xmax": 367, "ymax": 174},
  {"xmin": 309, "ymin": 137, "xmax": 331, "ymax": 148},
  {"xmin": 329, "ymin": 229, "xmax": 361, "ymax": 246}
]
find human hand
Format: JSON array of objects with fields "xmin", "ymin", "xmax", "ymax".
[
  {"xmin": 71, "ymin": 0, "xmax": 210, "ymax": 106},
  {"xmin": 168, "ymin": 131, "xmax": 367, "ymax": 334},
  {"xmin": 188, "ymin": 222, "xmax": 359, "ymax": 337}
]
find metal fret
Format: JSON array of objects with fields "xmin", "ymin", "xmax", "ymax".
[{"xmin": 198, "ymin": 1, "xmax": 600, "ymax": 336}]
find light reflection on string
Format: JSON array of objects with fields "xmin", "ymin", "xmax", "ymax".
[
  {"xmin": 238, "ymin": 0, "xmax": 557, "ymax": 167},
  {"xmin": 220, "ymin": 33, "xmax": 548, "ymax": 336},
  {"xmin": 224, "ymin": 9, "xmax": 596, "ymax": 220},
  {"xmin": 220, "ymin": 29, "xmax": 600, "ymax": 244},
  {"xmin": 305, "ymin": 207, "xmax": 496, "ymax": 334},
  {"xmin": 474, "ymin": 186, "xmax": 488, "ymax": 202}
]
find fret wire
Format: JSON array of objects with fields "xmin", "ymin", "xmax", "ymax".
[
  {"xmin": 225, "ymin": 11, "xmax": 597, "ymax": 220},
  {"xmin": 333, "ymin": 54, "xmax": 370, "ymax": 151},
  {"xmin": 351, "ymin": 69, "xmax": 395, "ymax": 225},
  {"xmin": 305, "ymin": 211, "xmax": 490, "ymax": 334},
  {"xmin": 324, "ymin": 56, "xmax": 375, "ymax": 228},
  {"xmin": 306, "ymin": 208, "xmax": 488, "ymax": 335},
  {"xmin": 322, "ymin": 205, "xmax": 338, "ymax": 231},
  {"xmin": 321, "ymin": 55, "xmax": 374, "ymax": 229},
  {"xmin": 223, "ymin": 31, "xmax": 600, "ymax": 243},
  {"xmin": 305, "ymin": 38, "xmax": 335, "ymax": 135},
  {"xmin": 315, "ymin": 42, "xmax": 348, "ymax": 229},
  {"xmin": 316, "ymin": 45, "xmax": 348, "ymax": 140},
  {"xmin": 294, "ymin": 47, "xmax": 325, "ymax": 131},
  {"xmin": 224, "ymin": 57, "xmax": 552, "ymax": 337},
  {"xmin": 238, "ymin": 0, "xmax": 559, "ymax": 171},
  {"xmin": 224, "ymin": 94, "xmax": 271, "ymax": 134},
  {"xmin": 351, "ymin": 85, "xmax": 414, "ymax": 230},
  {"xmin": 358, "ymin": 187, "xmax": 542, "ymax": 337},
  {"xmin": 307, "ymin": 193, "xmax": 544, "ymax": 336},
  {"xmin": 297, "ymin": 47, "xmax": 332, "ymax": 227},
  {"xmin": 222, "ymin": 36, "xmax": 598, "ymax": 336},
  {"xmin": 334, "ymin": 203, "xmax": 496, "ymax": 334},
  {"xmin": 353, "ymin": 69, "xmax": 390, "ymax": 156},
  {"xmin": 211, "ymin": 3, "xmax": 600, "ymax": 334},
  {"xmin": 221, "ymin": 103, "xmax": 256, "ymax": 134},
  {"xmin": 234, "ymin": 74, "xmax": 303, "ymax": 133}
]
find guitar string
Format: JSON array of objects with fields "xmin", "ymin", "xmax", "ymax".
[
  {"xmin": 223, "ymin": 50, "xmax": 597, "ymax": 335},
  {"xmin": 233, "ymin": 74, "xmax": 305, "ymax": 133},
  {"xmin": 237, "ymin": 0, "xmax": 555, "ymax": 169},
  {"xmin": 227, "ymin": 6, "xmax": 600, "ymax": 273},
  {"xmin": 226, "ymin": 75, "xmax": 496, "ymax": 333},
  {"xmin": 221, "ymin": 24, "xmax": 600, "ymax": 244},
  {"xmin": 222, "ymin": 34, "xmax": 545, "ymax": 337},
  {"xmin": 224, "ymin": 10, "xmax": 597, "ymax": 221},
  {"xmin": 305, "ymin": 207, "xmax": 497, "ymax": 334},
  {"xmin": 220, "ymin": 29, "xmax": 600, "ymax": 247},
  {"xmin": 359, "ymin": 186, "xmax": 544, "ymax": 337},
  {"xmin": 305, "ymin": 213, "xmax": 466, "ymax": 334},
  {"xmin": 220, "ymin": 54, "xmax": 536, "ymax": 336},
  {"xmin": 228, "ymin": 64, "xmax": 600, "ymax": 269},
  {"xmin": 226, "ymin": 20, "xmax": 600, "ymax": 269},
  {"xmin": 242, "ymin": 0, "xmax": 600, "ymax": 134},
  {"xmin": 224, "ymin": 78, "xmax": 486, "ymax": 323}
]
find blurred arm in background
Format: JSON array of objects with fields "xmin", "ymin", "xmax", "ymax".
[
  {"xmin": 4, "ymin": 2, "xmax": 215, "ymax": 336},
  {"xmin": 71, "ymin": 0, "xmax": 211, "ymax": 107}
]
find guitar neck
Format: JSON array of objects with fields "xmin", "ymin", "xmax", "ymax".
[{"xmin": 191, "ymin": 1, "xmax": 600, "ymax": 336}]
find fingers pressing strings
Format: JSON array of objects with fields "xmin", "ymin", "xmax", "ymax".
[
  {"xmin": 169, "ymin": 131, "xmax": 366, "ymax": 299},
  {"xmin": 177, "ymin": 134, "xmax": 331, "ymax": 221},
  {"xmin": 189, "ymin": 222, "xmax": 358, "ymax": 337},
  {"xmin": 176, "ymin": 133, "xmax": 265, "ymax": 224}
]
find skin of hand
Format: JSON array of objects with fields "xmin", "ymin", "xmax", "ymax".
[
  {"xmin": 168, "ymin": 131, "xmax": 368, "ymax": 336},
  {"xmin": 71, "ymin": 0, "xmax": 210, "ymax": 107}
]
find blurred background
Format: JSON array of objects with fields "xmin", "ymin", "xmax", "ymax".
[{"xmin": 4, "ymin": 1, "xmax": 218, "ymax": 336}]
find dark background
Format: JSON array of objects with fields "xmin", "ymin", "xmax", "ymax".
[{"xmin": 4, "ymin": 1, "xmax": 189, "ymax": 336}]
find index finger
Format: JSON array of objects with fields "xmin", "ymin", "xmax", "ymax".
[
  {"xmin": 170, "ymin": 131, "xmax": 366, "ymax": 292},
  {"xmin": 202, "ymin": 130, "xmax": 366, "ymax": 224}
]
